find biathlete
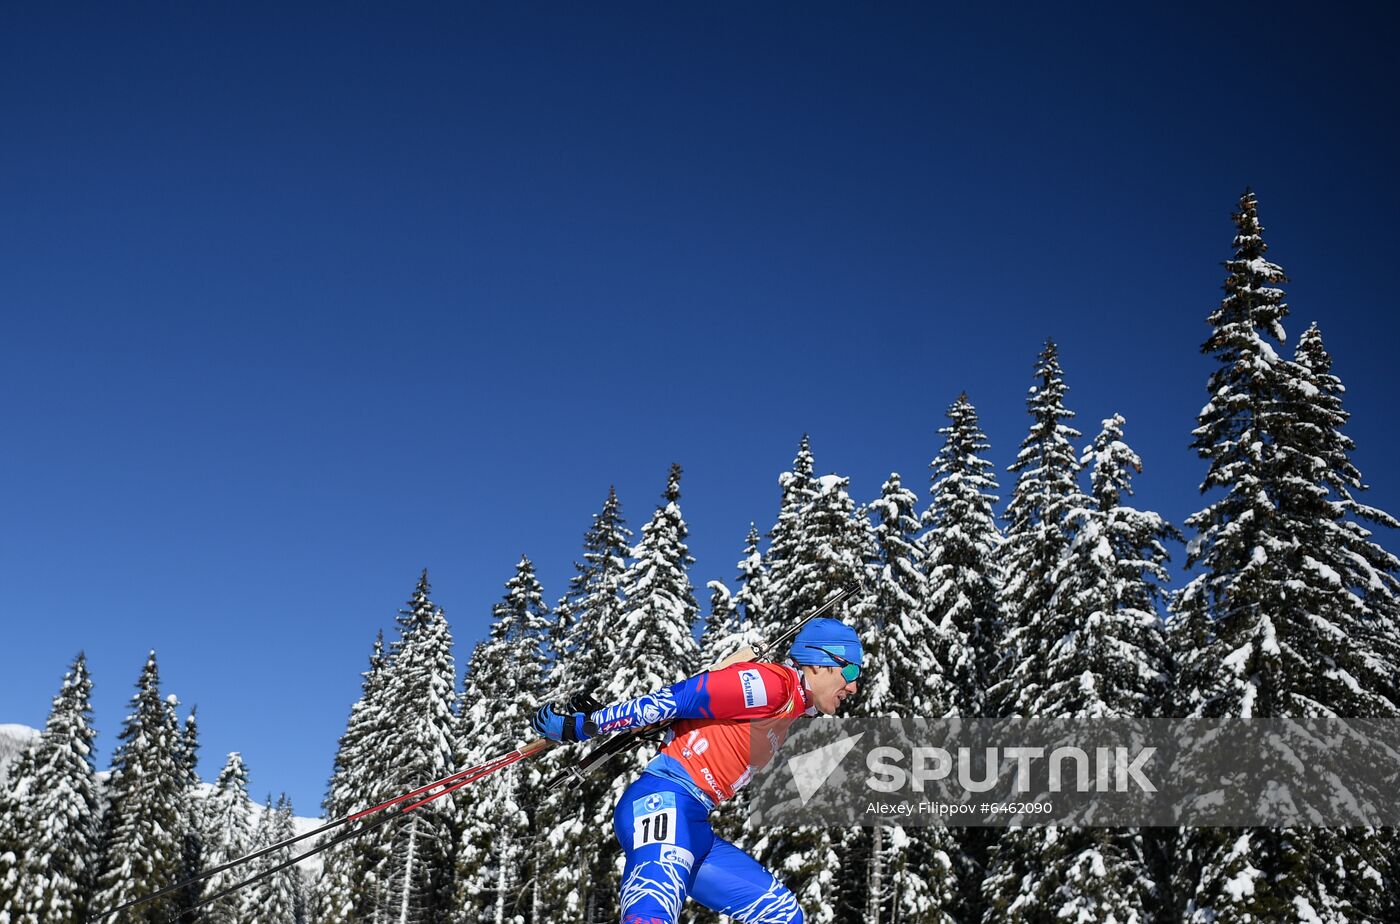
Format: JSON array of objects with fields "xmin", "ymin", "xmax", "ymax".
[{"xmin": 530, "ymin": 618, "xmax": 864, "ymax": 924}]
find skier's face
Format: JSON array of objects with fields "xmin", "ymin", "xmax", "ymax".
[{"xmin": 802, "ymin": 665, "xmax": 858, "ymax": 715}]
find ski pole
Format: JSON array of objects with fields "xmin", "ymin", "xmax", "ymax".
[
  {"xmin": 178, "ymin": 744, "xmax": 537, "ymax": 920},
  {"xmin": 91, "ymin": 738, "xmax": 551, "ymax": 921}
]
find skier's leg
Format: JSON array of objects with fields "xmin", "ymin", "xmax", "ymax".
[
  {"xmin": 689, "ymin": 837, "xmax": 803, "ymax": 924},
  {"xmin": 612, "ymin": 775, "xmax": 715, "ymax": 924}
]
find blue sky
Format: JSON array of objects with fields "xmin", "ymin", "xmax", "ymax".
[{"xmin": 2, "ymin": 3, "xmax": 1397, "ymax": 813}]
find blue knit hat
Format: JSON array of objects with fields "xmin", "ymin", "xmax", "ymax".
[{"xmin": 789, "ymin": 618, "xmax": 864, "ymax": 667}]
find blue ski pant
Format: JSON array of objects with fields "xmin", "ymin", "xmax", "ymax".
[{"xmin": 613, "ymin": 773, "xmax": 803, "ymax": 924}]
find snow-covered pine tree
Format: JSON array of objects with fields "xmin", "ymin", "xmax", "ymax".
[
  {"xmin": 988, "ymin": 339, "xmax": 1083, "ymax": 718},
  {"xmin": 981, "ymin": 342, "xmax": 1159, "ymax": 923},
  {"xmin": 698, "ymin": 578, "xmax": 739, "ymax": 671},
  {"xmin": 920, "ymin": 395, "xmax": 1007, "ymax": 924},
  {"xmin": 865, "ymin": 472, "xmax": 942, "ymax": 716},
  {"xmin": 453, "ymin": 555, "xmax": 551, "ymax": 924},
  {"xmin": 1038, "ymin": 414, "xmax": 1177, "ymax": 718},
  {"xmin": 923, "ymin": 393, "xmax": 1004, "ymax": 714},
  {"xmin": 846, "ymin": 472, "xmax": 958, "ymax": 924},
  {"xmin": 1272, "ymin": 323, "xmax": 1400, "ymax": 716},
  {"xmin": 534, "ymin": 490, "xmax": 631, "ymax": 922},
  {"xmin": 764, "ymin": 452, "xmax": 872, "ymax": 638},
  {"xmin": 315, "ymin": 632, "xmax": 389, "ymax": 924},
  {"xmin": 1293, "ymin": 326, "xmax": 1400, "ymax": 689},
  {"xmin": 569, "ymin": 464, "xmax": 700, "ymax": 922},
  {"xmin": 0, "ymin": 745, "xmax": 32, "ymax": 921},
  {"xmin": 985, "ymin": 415, "xmax": 1177, "ymax": 923},
  {"xmin": 1172, "ymin": 191, "xmax": 1400, "ymax": 922},
  {"xmin": 239, "ymin": 796, "xmax": 301, "ymax": 924},
  {"xmin": 91, "ymin": 652, "xmax": 189, "ymax": 924},
  {"xmin": 1289, "ymin": 323, "xmax": 1400, "ymax": 924},
  {"xmin": 198, "ymin": 753, "xmax": 253, "ymax": 924},
  {"xmin": 733, "ymin": 523, "xmax": 770, "ymax": 646},
  {"xmin": 0, "ymin": 654, "xmax": 100, "ymax": 924},
  {"xmin": 761, "ymin": 436, "xmax": 820, "ymax": 639},
  {"xmin": 616, "ymin": 463, "xmax": 701, "ymax": 693},
  {"xmin": 375, "ymin": 571, "xmax": 458, "ymax": 924},
  {"xmin": 1175, "ymin": 189, "xmax": 1303, "ymax": 722},
  {"xmin": 551, "ymin": 486, "xmax": 633, "ymax": 702},
  {"xmin": 699, "ymin": 525, "xmax": 770, "ymax": 676},
  {"xmin": 754, "ymin": 460, "xmax": 873, "ymax": 924},
  {"xmin": 172, "ymin": 707, "xmax": 203, "ymax": 924},
  {"xmin": 175, "ymin": 707, "xmax": 200, "ymax": 788}
]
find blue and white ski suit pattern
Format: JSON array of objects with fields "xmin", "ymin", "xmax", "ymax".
[{"xmin": 591, "ymin": 664, "xmax": 810, "ymax": 924}]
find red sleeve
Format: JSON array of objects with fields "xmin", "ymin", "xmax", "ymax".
[{"xmin": 700, "ymin": 662, "xmax": 802, "ymax": 720}]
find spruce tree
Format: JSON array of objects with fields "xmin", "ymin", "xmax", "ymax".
[
  {"xmin": 698, "ymin": 577, "xmax": 740, "ymax": 670},
  {"xmin": 764, "ymin": 451, "xmax": 872, "ymax": 633},
  {"xmin": 1291, "ymin": 328, "xmax": 1400, "ymax": 924},
  {"xmin": 984, "ymin": 415, "xmax": 1176, "ymax": 923},
  {"xmin": 1275, "ymin": 323, "xmax": 1400, "ymax": 715},
  {"xmin": 732, "ymin": 522, "xmax": 771, "ymax": 643},
  {"xmin": 1038, "ymin": 414, "xmax": 1177, "ymax": 718},
  {"xmin": 753, "ymin": 459, "xmax": 873, "ymax": 924},
  {"xmin": 864, "ymin": 472, "xmax": 933, "ymax": 715},
  {"xmin": 198, "ymin": 753, "xmax": 253, "ymax": 924},
  {"xmin": 761, "ymin": 435, "xmax": 820, "ymax": 639},
  {"xmin": 316, "ymin": 575, "xmax": 457, "ymax": 924},
  {"xmin": 0, "ymin": 654, "xmax": 100, "ymax": 924},
  {"xmin": 988, "ymin": 339, "xmax": 1083, "ymax": 718},
  {"xmin": 316, "ymin": 632, "xmax": 389, "ymax": 924},
  {"xmin": 173, "ymin": 707, "xmax": 202, "ymax": 924},
  {"xmin": 615, "ymin": 463, "xmax": 701, "ymax": 692},
  {"xmin": 534, "ymin": 490, "xmax": 630, "ymax": 923},
  {"xmin": 551, "ymin": 486, "xmax": 632, "ymax": 701},
  {"xmin": 699, "ymin": 525, "xmax": 770, "ymax": 670},
  {"xmin": 571, "ymin": 464, "xmax": 700, "ymax": 923},
  {"xmin": 982, "ymin": 339, "xmax": 1085, "ymax": 923},
  {"xmin": 239, "ymin": 796, "xmax": 301, "ymax": 924},
  {"xmin": 0, "ymin": 746, "xmax": 33, "ymax": 921},
  {"xmin": 981, "ymin": 343, "xmax": 1167, "ymax": 922},
  {"xmin": 1173, "ymin": 191, "xmax": 1400, "ymax": 921},
  {"xmin": 921, "ymin": 394, "xmax": 1005, "ymax": 924},
  {"xmin": 453, "ymin": 555, "xmax": 551, "ymax": 924},
  {"xmin": 376, "ymin": 571, "xmax": 458, "ymax": 924},
  {"xmin": 923, "ymin": 393, "xmax": 1004, "ymax": 714},
  {"xmin": 849, "ymin": 472, "xmax": 958, "ymax": 924},
  {"xmin": 91, "ymin": 652, "xmax": 189, "ymax": 924}
]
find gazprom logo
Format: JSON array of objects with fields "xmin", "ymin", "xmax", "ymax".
[{"xmin": 739, "ymin": 669, "xmax": 767, "ymax": 709}]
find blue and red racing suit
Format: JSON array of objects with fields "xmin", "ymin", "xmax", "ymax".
[{"xmin": 578, "ymin": 661, "xmax": 813, "ymax": 924}]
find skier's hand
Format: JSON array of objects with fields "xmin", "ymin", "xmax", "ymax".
[
  {"xmin": 566, "ymin": 691, "xmax": 605, "ymax": 715},
  {"xmin": 531, "ymin": 703, "xmax": 592, "ymax": 743}
]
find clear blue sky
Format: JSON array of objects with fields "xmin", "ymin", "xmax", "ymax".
[{"xmin": 2, "ymin": 3, "xmax": 1396, "ymax": 814}]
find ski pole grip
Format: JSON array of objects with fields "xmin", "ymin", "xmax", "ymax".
[{"xmin": 521, "ymin": 738, "xmax": 554, "ymax": 757}]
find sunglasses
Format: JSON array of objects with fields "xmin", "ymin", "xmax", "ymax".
[{"xmin": 806, "ymin": 646, "xmax": 861, "ymax": 683}]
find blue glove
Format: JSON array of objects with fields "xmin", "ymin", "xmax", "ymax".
[{"xmin": 531, "ymin": 703, "xmax": 592, "ymax": 742}]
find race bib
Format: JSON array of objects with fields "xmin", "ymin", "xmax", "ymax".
[{"xmin": 631, "ymin": 791, "xmax": 678, "ymax": 849}]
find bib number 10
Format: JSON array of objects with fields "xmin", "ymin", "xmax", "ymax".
[{"xmin": 634, "ymin": 809, "xmax": 677, "ymax": 848}]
